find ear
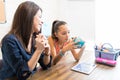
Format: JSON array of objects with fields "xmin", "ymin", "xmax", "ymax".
[{"xmin": 54, "ymin": 32, "xmax": 58, "ymax": 37}]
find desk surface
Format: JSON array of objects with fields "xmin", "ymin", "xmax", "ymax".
[{"xmin": 28, "ymin": 50, "xmax": 120, "ymax": 80}]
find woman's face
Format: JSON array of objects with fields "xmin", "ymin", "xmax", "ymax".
[
  {"xmin": 55, "ymin": 24, "xmax": 70, "ymax": 43},
  {"xmin": 33, "ymin": 9, "xmax": 43, "ymax": 33}
]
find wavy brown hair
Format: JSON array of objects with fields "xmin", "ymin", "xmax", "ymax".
[{"xmin": 8, "ymin": 1, "xmax": 42, "ymax": 51}]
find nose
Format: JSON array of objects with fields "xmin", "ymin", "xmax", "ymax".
[
  {"xmin": 39, "ymin": 18, "xmax": 43, "ymax": 25},
  {"xmin": 41, "ymin": 21, "xmax": 43, "ymax": 24},
  {"xmin": 66, "ymin": 33, "xmax": 69, "ymax": 39},
  {"xmin": 40, "ymin": 20, "xmax": 43, "ymax": 25}
]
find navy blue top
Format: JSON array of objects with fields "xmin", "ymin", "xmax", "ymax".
[{"xmin": 0, "ymin": 34, "xmax": 52, "ymax": 80}]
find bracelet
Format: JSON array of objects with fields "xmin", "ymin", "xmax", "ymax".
[
  {"xmin": 59, "ymin": 50, "xmax": 64, "ymax": 57},
  {"xmin": 44, "ymin": 54, "xmax": 49, "ymax": 56},
  {"xmin": 44, "ymin": 52, "xmax": 50, "ymax": 56}
]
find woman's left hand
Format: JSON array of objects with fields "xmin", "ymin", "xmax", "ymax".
[
  {"xmin": 43, "ymin": 36, "xmax": 50, "ymax": 56},
  {"xmin": 62, "ymin": 39, "xmax": 76, "ymax": 53}
]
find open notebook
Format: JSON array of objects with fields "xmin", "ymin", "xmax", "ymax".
[{"xmin": 71, "ymin": 62, "xmax": 96, "ymax": 75}]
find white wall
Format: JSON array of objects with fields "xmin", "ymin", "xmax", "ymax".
[
  {"xmin": 0, "ymin": 0, "xmax": 58, "ymax": 40},
  {"xmin": 0, "ymin": 0, "xmax": 59, "ymax": 58},
  {"xmin": 95, "ymin": 0, "xmax": 120, "ymax": 48},
  {"xmin": 0, "ymin": 0, "xmax": 95, "ymax": 53},
  {"xmin": 57, "ymin": 0, "xmax": 95, "ymax": 50},
  {"xmin": 0, "ymin": 0, "xmax": 94, "ymax": 40},
  {"xmin": 57, "ymin": 0, "xmax": 95, "ymax": 41}
]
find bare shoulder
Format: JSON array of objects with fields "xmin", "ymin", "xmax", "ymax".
[
  {"xmin": 48, "ymin": 36, "xmax": 55, "ymax": 46},
  {"xmin": 48, "ymin": 36, "xmax": 52, "ymax": 40},
  {"xmin": 48, "ymin": 36, "xmax": 56, "ymax": 57},
  {"xmin": 48, "ymin": 36, "xmax": 54, "ymax": 43}
]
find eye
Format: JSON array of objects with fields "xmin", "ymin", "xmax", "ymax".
[
  {"xmin": 62, "ymin": 32, "xmax": 66, "ymax": 35},
  {"xmin": 68, "ymin": 31, "xmax": 70, "ymax": 34},
  {"xmin": 39, "ymin": 15, "xmax": 42, "ymax": 18}
]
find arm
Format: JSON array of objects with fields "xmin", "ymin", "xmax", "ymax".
[
  {"xmin": 4, "ymin": 34, "xmax": 49, "ymax": 79},
  {"xmin": 28, "ymin": 35, "xmax": 52, "ymax": 70},
  {"xmin": 28, "ymin": 34, "xmax": 46, "ymax": 71},
  {"xmin": 43, "ymin": 42, "xmax": 51, "ymax": 65},
  {"xmin": 28, "ymin": 49, "xmax": 43, "ymax": 70},
  {"xmin": 38, "ymin": 35, "xmax": 52, "ymax": 69},
  {"xmin": 38, "ymin": 43, "xmax": 52, "ymax": 70},
  {"xmin": 27, "ymin": 47, "xmax": 52, "ymax": 71},
  {"xmin": 38, "ymin": 53, "xmax": 52, "ymax": 70},
  {"xmin": 2, "ymin": 37, "xmax": 32, "ymax": 79},
  {"xmin": 71, "ymin": 45, "xmax": 85, "ymax": 61},
  {"xmin": 48, "ymin": 36, "xmax": 64, "ymax": 65},
  {"xmin": 52, "ymin": 49, "xmax": 65, "ymax": 65},
  {"xmin": 61, "ymin": 38, "xmax": 85, "ymax": 62}
]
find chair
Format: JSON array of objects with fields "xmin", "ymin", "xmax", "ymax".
[
  {"xmin": 0, "ymin": 59, "xmax": 3, "ymax": 70},
  {"xmin": 0, "ymin": 40, "xmax": 2, "ymax": 69}
]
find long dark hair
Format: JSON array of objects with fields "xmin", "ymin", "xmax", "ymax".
[
  {"xmin": 51, "ymin": 20, "xmax": 67, "ymax": 41},
  {"xmin": 8, "ymin": 1, "xmax": 42, "ymax": 51}
]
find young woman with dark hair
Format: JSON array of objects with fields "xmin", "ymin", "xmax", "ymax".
[
  {"xmin": 0, "ymin": 1, "xmax": 52, "ymax": 80},
  {"xmin": 48, "ymin": 20, "xmax": 85, "ymax": 65}
]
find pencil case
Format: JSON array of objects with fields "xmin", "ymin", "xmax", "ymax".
[
  {"xmin": 94, "ymin": 43, "xmax": 120, "ymax": 66},
  {"xmin": 95, "ymin": 43, "xmax": 120, "ymax": 60}
]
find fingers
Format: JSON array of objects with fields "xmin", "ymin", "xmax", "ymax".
[
  {"xmin": 64, "ymin": 42, "xmax": 76, "ymax": 51},
  {"xmin": 35, "ymin": 34, "xmax": 47, "ymax": 50},
  {"xmin": 44, "ymin": 47, "xmax": 50, "ymax": 56},
  {"xmin": 36, "ymin": 34, "xmax": 44, "ymax": 41},
  {"xmin": 71, "ymin": 37, "xmax": 77, "ymax": 40},
  {"xmin": 73, "ymin": 45, "xmax": 78, "ymax": 49}
]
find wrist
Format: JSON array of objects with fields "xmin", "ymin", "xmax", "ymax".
[
  {"xmin": 44, "ymin": 53, "xmax": 50, "ymax": 56},
  {"xmin": 44, "ymin": 51, "xmax": 50, "ymax": 56},
  {"xmin": 59, "ymin": 49, "xmax": 64, "ymax": 57},
  {"xmin": 35, "ymin": 49, "xmax": 43, "ymax": 55},
  {"xmin": 61, "ymin": 48, "xmax": 66, "ymax": 54}
]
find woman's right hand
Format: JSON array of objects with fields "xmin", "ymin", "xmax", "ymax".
[
  {"xmin": 35, "ymin": 34, "xmax": 46, "ymax": 52},
  {"xmin": 62, "ymin": 39, "xmax": 76, "ymax": 53}
]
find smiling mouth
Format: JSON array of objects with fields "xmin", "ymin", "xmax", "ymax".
[
  {"xmin": 65, "ymin": 39, "xmax": 68, "ymax": 42},
  {"xmin": 39, "ymin": 24, "xmax": 42, "ymax": 26}
]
